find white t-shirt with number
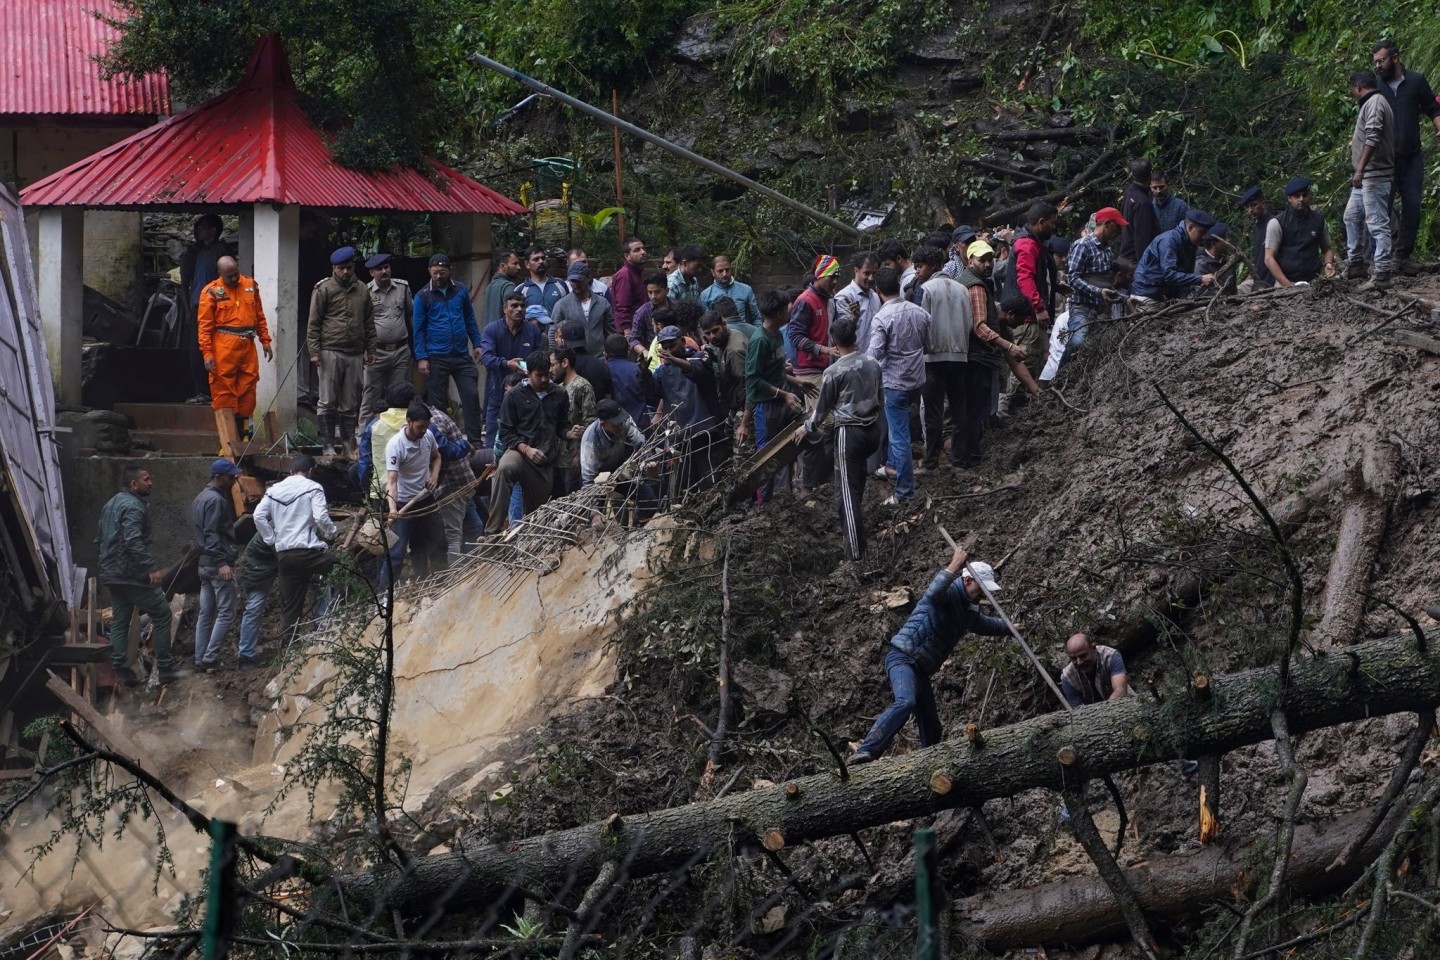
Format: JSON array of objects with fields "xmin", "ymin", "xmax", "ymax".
[{"xmin": 385, "ymin": 429, "xmax": 436, "ymax": 502}]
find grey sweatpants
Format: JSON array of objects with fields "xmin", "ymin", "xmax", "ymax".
[
  {"xmin": 361, "ymin": 345, "xmax": 413, "ymax": 422},
  {"xmin": 317, "ymin": 349, "xmax": 364, "ymax": 420}
]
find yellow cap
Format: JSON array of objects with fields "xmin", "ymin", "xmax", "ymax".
[{"xmin": 967, "ymin": 240, "xmax": 996, "ymax": 259}]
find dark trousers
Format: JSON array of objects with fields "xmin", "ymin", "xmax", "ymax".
[
  {"xmin": 922, "ymin": 360, "xmax": 966, "ymax": 466},
  {"xmin": 276, "ymin": 547, "xmax": 335, "ymax": 641},
  {"xmin": 1393, "ymin": 151, "xmax": 1426, "ymax": 260},
  {"xmin": 108, "ymin": 584, "xmax": 175, "ymax": 671},
  {"xmin": 182, "ymin": 304, "xmax": 209, "ymax": 398},
  {"xmin": 425, "ymin": 353, "xmax": 483, "ymax": 442},
  {"xmin": 378, "ymin": 506, "xmax": 445, "ymax": 594},
  {"xmin": 835, "ymin": 421, "xmax": 882, "ymax": 561},
  {"xmin": 486, "ymin": 450, "xmax": 554, "ymax": 532},
  {"xmin": 952, "ymin": 361, "xmax": 993, "ymax": 466}
]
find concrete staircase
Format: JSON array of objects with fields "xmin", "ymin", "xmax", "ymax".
[{"xmin": 114, "ymin": 402, "xmax": 221, "ymax": 456}]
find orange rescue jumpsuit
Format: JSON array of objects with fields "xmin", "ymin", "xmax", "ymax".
[{"xmin": 197, "ymin": 275, "xmax": 271, "ymax": 417}]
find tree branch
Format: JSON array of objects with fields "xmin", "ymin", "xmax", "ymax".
[{"xmin": 1232, "ymin": 710, "xmax": 1308, "ymax": 958}]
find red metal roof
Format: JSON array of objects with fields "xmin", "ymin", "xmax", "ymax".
[
  {"xmin": 21, "ymin": 35, "xmax": 527, "ymax": 215},
  {"xmin": 0, "ymin": 0, "xmax": 169, "ymax": 117}
]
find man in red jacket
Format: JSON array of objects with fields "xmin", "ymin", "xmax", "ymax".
[
  {"xmin": 1003, "ymin": 202, "xmax": 1058, "ymax": 412},
  {"xmin": 786, "ymin": 254, "xmax": 842, "ymax": 493},
  {"xmin": 607, "ymin": 238, "xmax": 648, "ymax": 338}
]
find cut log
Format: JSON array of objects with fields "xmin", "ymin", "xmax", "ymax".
[
  {"xmin": 951, "ymin": 806, "xmax": 1398, "ymax": 951},
  {"xmin": 340, "ymin": 628, "xmax": 1440, "ymax": 915},
  {"xmin": 1316, "ymin": 440, "xmax": 1399, "ymax": 649},
  {"xmin": 44, "ymin": 671, "xmax": 159, "ymax": 775}
]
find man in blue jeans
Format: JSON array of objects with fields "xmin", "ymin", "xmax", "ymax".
[
  {"xmin": 851, "ymin": 545, "xmax": 1008, "ymax": 763},
  {"xmin": 191, "ymin": 459, "xmax": 242, "ymax": 670},
  {"xmin": 379, "ymin": 402, "xmax": 443, "ymax": 600},
  {"xmin": 866, "ymin": 266, "xmax": 930, "ymax": 504},
  {"xmin": 414, "ymin": 253, "xmax": 484, "ymax": 442}
]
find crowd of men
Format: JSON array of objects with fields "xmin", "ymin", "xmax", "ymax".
[{"xmin": 101, "ymin": 40, "xmax": 1437, "ymax": 741}]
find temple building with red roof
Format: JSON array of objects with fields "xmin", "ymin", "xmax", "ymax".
[
  {"xmin": 21, "ymin": 33, "xmax": 524, "ymax": 429},
  {"xmin": 2, "ymin": 0, "xmax": 171, "ymax": 308}
]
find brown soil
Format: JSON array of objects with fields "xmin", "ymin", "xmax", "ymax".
[{"xmin": 443, "ymin": 278, "xmax": 1440, "ymax": 955}]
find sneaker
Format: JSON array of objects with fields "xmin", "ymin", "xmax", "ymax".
[
  {"xmin": 881, "ymin": 495, "xmax": 903, "ymax": 507},
  {"xmin": 1357, "ymin": 274, "xmax": 1392, "ymax": 291},
  {"xmin": 197, "ymin": 659, "xmax": 221, "ymax": 674},
  {"xmin": 874, "ymin": 466, "xmax": 894, "ymax": 481},
  {"xmin": 158, "ymin": 665, "xmax": 193, "ymax": 683},
  {"xmin": 185, "ymin": 393, "xmax": 211, "ymax": 405},
  {"xmin": 914, "ymin": 462, "xmax": 937, "ymax": 476},
  {"xmin": 1344, "ymin": 260, "xmax": 1367, "ymax": 280},
  {"xmin": 114, "ymin": 665, "xmax": 143, "ymax": 686},
  {"xmin": 849, "ymin": 749, "xmax": 877, "ymax": 766},
  {"xmin": 238, "ymin": 656, "xmax": 260, "ymax": 671},
  {"xmin": 1396, "ymin": 258, "xmax": 1421, "ymax": 277}
]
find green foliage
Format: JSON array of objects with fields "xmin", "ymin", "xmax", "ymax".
[
  {"xmin": 104, "ymin": 0, "xmax": 467, "ymax": 170},
  {"xmin": 715, "ymin": 0, "xmax": 948, "ymax": 127}
]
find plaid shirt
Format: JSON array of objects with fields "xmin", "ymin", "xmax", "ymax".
[
  {"xmin": 426, "ymin": 408, "xmax": 474, "ymax": 495},
  {"xmin": 1066, "ymin": 234, "xmax": 1114, "ymax": 310}
]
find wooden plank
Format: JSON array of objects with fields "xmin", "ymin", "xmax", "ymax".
[
  {"xmin": 725, "ymin": 420, "xmax": 804, "ymax": 503},
  {"xmin": 44, "ymin": 671, "xmax": 160, "ymax": 775},
  {"xmin": 264, "ymin": 410, "xmax": 280, "ymax": 447},
  {"xmin": 86, "ymin": 576, "xmax": 97, "ymax": 643},
  {"xmin": 1391, "ymin": 329, "xmax": 1440, "ymax": 355}
]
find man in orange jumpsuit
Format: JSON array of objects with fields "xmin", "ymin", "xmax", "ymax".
[{"xmin": 198, "ymin": 256, "xmax": 273, "ymax": 442}]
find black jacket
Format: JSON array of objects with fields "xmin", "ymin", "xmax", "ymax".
[
  {"xmin": 1119, "ymin": 182, "xmax": 1161, "ymax": 263},
  {"xmin": 191, "ymin": 485, "xmax": 238, "ymax": 568},
  {"xmin": 497, "ymin": 382, "xmax": 571, "ymax": 463},
  {"xmin": 1377, "ymin": 68, "xmax": 1440, "ymax": 157}
]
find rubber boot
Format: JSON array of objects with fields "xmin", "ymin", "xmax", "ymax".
[
  {"xmin": 317, "ymin": 413, "xmax": 336, "ymax": 450},
  {"xmin": 338, "ymin": 416, "xmax": 357, "ymax": 458}
]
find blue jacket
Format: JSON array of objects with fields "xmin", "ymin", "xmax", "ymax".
[
  {"xmin": 607, "ymin": 356, "xmax": 649, "ymax": 428},
  {"xmin": 413, "ymin": 281, "xmax": 480, "ymax": 360},
  {"xmin": 1132, "ymin": 222, "xmax": 1204, "ymax": 299},
  {"xmin": 517, "ymin": 277, "xmax": 567, "ymax": 315},
  {"xmin": 889, "ymin": 569, "xmax": 1009, "ymax": 674},
  {"xmin": 479, "ymin": 319, "xmax": 545, "ymax": 407},
  {"xmin": 700, "ymin": 279, "xmax": 761, "ymax": 328}
]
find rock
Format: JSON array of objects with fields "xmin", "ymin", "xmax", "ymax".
[
  {"xmin": 731, "ymin": 661, "xmax": 792, "ymax": 715},
  {"xmin": 672, "ymin": 15, "xmax": 733, "ymax": 65},
  {"xmin": 1048, "ymin": 112, "xmax": 1075, "ymax": 128},
  {"xmin": 870, "ymin": 586, "xmax": 912, "ymax": 612},
  {"xmin": 940, "ymin": 70, "xmax": 985, "ymax": 95},
  {"xmin": 905, "ymin": 27, "xmax": 966, "ymax": 64}
]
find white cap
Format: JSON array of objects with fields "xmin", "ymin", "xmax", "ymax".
[{"xmin": 965, "ymin": 562, "xmax": 1001, "ymax": 593}]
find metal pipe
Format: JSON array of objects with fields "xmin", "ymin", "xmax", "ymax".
[{"xmin": 467, "ymin": 52, "xmax": 864, "ymax": 240}]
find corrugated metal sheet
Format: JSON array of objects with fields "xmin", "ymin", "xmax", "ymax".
[
  {"xmin": 0, "ymin": 183, "xmax": 83, "ymax": 609},
  {"xmin": 0, "ymin": 0, "xmax": 170, "ymax": 117},
  {"xmin": 20, "ymin": 36, "xmax": 527, "ymax": 216}
]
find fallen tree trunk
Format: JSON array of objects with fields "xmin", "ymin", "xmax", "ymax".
[
  {"xmin": 951, "ymin": 805, "xmax": 1400, "ymax": 951},
  {"xmin": 341, "ymin": 629, "xmax": 1439, "ymax": 914}
]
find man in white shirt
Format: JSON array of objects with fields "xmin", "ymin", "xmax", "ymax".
[
  {"xmin": 253, "ymin": 454, "xmax": 337, "ymax": 644},
  {"xmin": 379, "ymin": 402, "xmax": 442, "ymax": 597}
]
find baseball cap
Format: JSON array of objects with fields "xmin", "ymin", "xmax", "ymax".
[
  {"xmin": 1185, "ymin": 209, "xmax": 1217, "ymax": 229},
  {"xmin": 967, "ymin": 240, "xmax": 996, "ymax": 259},
  {"xmin": 1093, "ymin": 206, "xmax": 1129, "ymax": 227},
  {"xmin": 364, "ymin": 253, "xmax": 392, "ymax": 269},
  {"xmin": 966, "ymin": 562, "xmax": 1001, "ymax": 593},
  {"xmin": 429, "ymin": 253, "xmax": 451, "ymax": 267},
  {"xmin": 210, "ymin": 458, "xmax": 243, "ymax": 477},
  {"xmin": 1204, "ymin": 222, "xmax": 1229, "ymax": 242},
  {"xmin": 1047, "ymin": 236, "xmax": 1072, "ymax": 256},
  {"xmin": 525, "ymin": 304, "xmax": 552, "ymax": 324},
  {"xmin": 1283, "ymin": 177, "xmax": 1312, "ymax": 196},
  {"xmin": 657, "ymin": 325, "xmax": 683, "ymax": 343},
  {"xmin": 1239, "ymin": 186, "xmax": 1264, "ymax": 206},
  {"xmin": 952, "ymin": 224, "xmax": 978, "ymax": 244},
  {"xmin": 596, "ymin": 399, "xmax": 627, "ymax": 425},
  {"xmin": 330, "ymin": 246, "xmax": 357, "ymax": 265},
  {"xmin": 567, "ymin": 262, "xmax": 591, "ymax": 281}
]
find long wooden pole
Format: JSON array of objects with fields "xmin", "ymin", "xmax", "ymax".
[{"xmin": 937, "ymin": 526, "xmax": 1070, "ymax": 711}]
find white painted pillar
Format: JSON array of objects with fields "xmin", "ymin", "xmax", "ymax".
[
  {"xmin": 37, "ymin": 207, "xmax": 84, "ymax": 406},
  {"xmin": 252, "ymin": 202, "xmax": 300, "ymax": 434},
  {"xmin": 237, "ymin": 208, "xmax": 255, "ymax": 274}
]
